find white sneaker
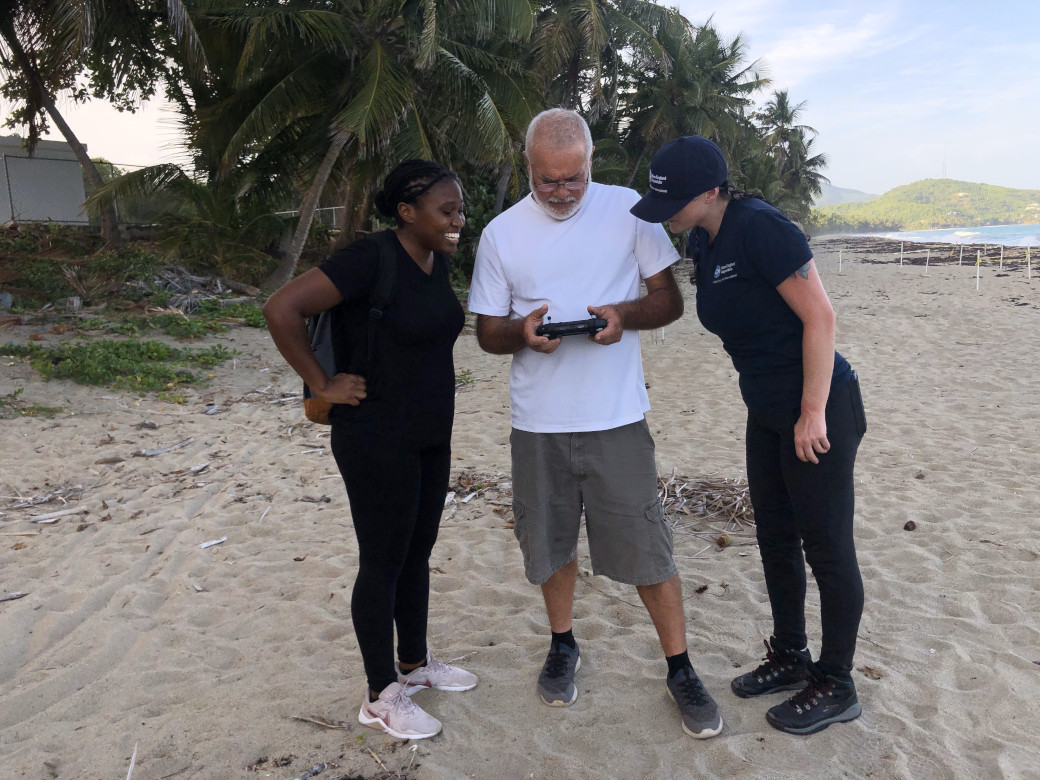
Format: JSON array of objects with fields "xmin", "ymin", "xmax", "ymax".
[
  {"xmin": 358, "ymin": 682, "xmax": 442, "ymax": 740},
  {"xmin": 396, "ymin": 650, "xmax": 478, "ymax": 694}
]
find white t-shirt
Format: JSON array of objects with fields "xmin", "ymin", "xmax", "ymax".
[{"xmin": 468, "ymin": 182, "xmax": 679, "ymax": 433}]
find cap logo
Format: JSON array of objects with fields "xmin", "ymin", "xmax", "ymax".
[{"xmin": 649, "ymin": 171, "xmax": 668, "ymax": 194}]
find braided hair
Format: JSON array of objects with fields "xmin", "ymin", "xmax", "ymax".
[{"xmin": 373, "ymin": 160, "xmax": 459, "ymax": 226}]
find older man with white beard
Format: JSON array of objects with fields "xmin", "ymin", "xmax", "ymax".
[{"xmin": 467, "ymin": 108, "xmax": 724, "ymax": 739}]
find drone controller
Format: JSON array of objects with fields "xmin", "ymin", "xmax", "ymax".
[{"xmin": 535, "ymin": 317, "xmax": 608, "ymax": 340}]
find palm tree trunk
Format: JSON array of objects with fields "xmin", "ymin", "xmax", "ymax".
[
  {"xmin": 0, "ymin": 20, "xmax": 121, "ymax": 246},
  {"xmin": 330, "ymin": 177, "xmax": 373, "ymax": 252},
  {"xmin": 264, "ymin": 135, "xmax": 348, "ymax": 291},
  {"xmin": 494, "ymin": 156, "xmax": 513, "ymax": 214},
  {"xmin": 624, "ymin": 150, "xmax": 645, "ymax": 188}
]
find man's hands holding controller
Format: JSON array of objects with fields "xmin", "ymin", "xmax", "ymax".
[{"xmin": 523, "ymin": 303, "xmax": 623, "ymax": 353}]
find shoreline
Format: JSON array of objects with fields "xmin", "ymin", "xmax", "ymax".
[{"xmin": 813, "ymin": 234, "xmax": 1035, "ymax": 264}]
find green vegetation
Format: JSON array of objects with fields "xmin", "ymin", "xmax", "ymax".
[
  {"xmin": 0, "ymin": 237, "xmax": 163, "ymax": 308},
  {"xmin": 811, "ymin": 179, "xmax": 1040, "ymax": 234},
  {"xmin": 2, "ymin": 2, "xmax": 830, "ymax": 293},
  {"xmin": 455, "ymin": 368, "xmax": 475, "ymax": 388},
  {"xmin": 1, "ymin": 340, "xmax": 233, "ymax": 391},
  {"xmin": 0, "ymin": 388, "xmax": 63, "ymax": 419}
]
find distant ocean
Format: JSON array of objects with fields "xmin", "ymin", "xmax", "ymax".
[{"xmin": 852, "ymin": 223, "xmax": 1040, "ymax": 247}]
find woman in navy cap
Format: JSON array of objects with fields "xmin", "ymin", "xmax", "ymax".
[{"xmin": 630, "ymin": 136, "xmax": 866, "ymax": 736}]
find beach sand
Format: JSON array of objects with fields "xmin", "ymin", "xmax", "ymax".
[{"xmin": 1, "ymin": 236, "xmax": 1039, "ymax": 779}]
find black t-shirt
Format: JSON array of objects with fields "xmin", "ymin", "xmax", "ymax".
[
  {"xmin": 693, "ymin": 198, "xmax": 851, "ymax": 412},
  {"xmin": 319, "ymin": 232, "xmax": 465, "ymax": 444}
]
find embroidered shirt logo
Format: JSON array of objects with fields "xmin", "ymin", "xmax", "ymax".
[{"xmin": 713, "ymin": 262, "xmax": 737, "ymax": 284}]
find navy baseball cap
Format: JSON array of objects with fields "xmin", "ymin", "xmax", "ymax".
[{"xmin": 630, "ymin": 136, "xmax": 728, "ymax": 223}]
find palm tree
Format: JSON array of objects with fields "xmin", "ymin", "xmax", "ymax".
[
  {"xmin": 756, "ymin": 90, "xmax": 828, "ymax": 224},
  {"xmin": 204, "ymin": 0, "xmax": 538, "ymax": 289},
  {"xmin": 620, "ymin": 19, "xmax": 768, "ymax": 187}
]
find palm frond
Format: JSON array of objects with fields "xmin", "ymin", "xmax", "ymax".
[{"xmin": 330, "ymin": 42, "xmax": 414, "ymax": 157}]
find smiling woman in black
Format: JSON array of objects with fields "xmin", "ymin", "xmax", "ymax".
[
  {"xmin": 631, "ymin": 136, "xmax": 866, "ymax": 737},
  {"xmin": 263, "ymin": 160, "xmax": 474, "ymax": 741}
]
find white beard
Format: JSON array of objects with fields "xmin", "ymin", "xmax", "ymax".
[{"xmin": 529, "ymin": 175, "xmax": 585, "ymax": 221}]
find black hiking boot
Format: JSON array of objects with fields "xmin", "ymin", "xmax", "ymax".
[
  {"xmin": 765, "ymin": 663, "xmax": 861, "ymax": 735},
  {"xmin": 731, "ymin": 637, "xmax": 811, "ymax": 698}
]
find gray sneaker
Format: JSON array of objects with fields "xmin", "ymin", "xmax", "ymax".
[
  {"xmin": 537, "ymin": 640, "xmax": 581, "ymax": 706},
  {"xmin": 666, "ymin": 667, "xmax": 723, "ymax": 739}
]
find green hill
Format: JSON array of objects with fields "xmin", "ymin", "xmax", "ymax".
[{"xmin": 811, "ymin": 179, "xmax": 1040, "ymax": 234}]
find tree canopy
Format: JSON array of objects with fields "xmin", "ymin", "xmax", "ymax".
[{"xmin": 2, "ymin": 0, "xmax": 831, "ymax": 282}]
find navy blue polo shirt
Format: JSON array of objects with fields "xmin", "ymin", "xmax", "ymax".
[{"xmin": 693, "ymin": 198, "xmax": 850, "ymax": 412}]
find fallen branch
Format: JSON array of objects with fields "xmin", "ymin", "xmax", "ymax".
[{"xmin": 31, "ymin": 506, "xmax": 87, "ymax": 523}]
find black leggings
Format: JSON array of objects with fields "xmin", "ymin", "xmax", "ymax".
[
  {"xmin": 331, "ymin": 428, "xmax": 450, "ymax": 693},
  {"xmin": 745, "ymin": 374, "xmax": 866, "ymax": 676}
]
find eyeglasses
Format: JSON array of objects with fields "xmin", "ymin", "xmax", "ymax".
[{"xmin": 533, "ymin": 178, "xmax": 588, "ymax": 194}]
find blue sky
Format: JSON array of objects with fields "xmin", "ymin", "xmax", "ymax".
[
  {"xmin": 8, "ymin": 1, "xmax": 1040, "ymax": 196},
  {"xmin": 674, "ymin": 0, "xmax": 1040, "ymax": 193}
]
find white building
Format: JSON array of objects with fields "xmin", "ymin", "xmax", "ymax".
[{"xmin": 0, "ymin": 136, "xmax": 88, "ymax": 225}]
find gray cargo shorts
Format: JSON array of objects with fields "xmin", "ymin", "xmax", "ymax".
[{"xmin": 510, "ymin": 418, "xmax": 677, "ymax": 586}]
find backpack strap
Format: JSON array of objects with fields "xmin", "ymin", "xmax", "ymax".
[{"xmin": 346, "ymin": 229, "xmax": 398, "ymax": 374}]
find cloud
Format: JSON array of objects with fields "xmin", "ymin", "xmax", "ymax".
[{"xmin": 758, "ymin": 12, "xmax": 909, "ymax": 88}]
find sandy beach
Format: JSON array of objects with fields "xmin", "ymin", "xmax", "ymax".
[{"xmin": 1, "ymin": 235, "xmax": 1039, "ymax": 779}]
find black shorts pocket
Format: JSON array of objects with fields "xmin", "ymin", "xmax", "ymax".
[{"xmin": 848, "ymin": 371, "xmax": 867, "ymax": 436}]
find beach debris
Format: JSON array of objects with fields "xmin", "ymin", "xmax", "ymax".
[
  {"xmin": 125, "ymin": 743, "xmax": 137, "ymax": 780},
  {"xmin": 95, "ymin": 456, "xmax": 125, "ymax": 465},
  {"xmin": 288, "ymin": 763, "xmax": 326, "ymax": 780},
  {"xmin": 31, "ymin": 506, "xmax": 87, "ymax": 523},
  {"xmin": 365, "ymin": 749, "xmax": 389, "ymax": 774},
  {"xmin": 248, "ymin": 755, "xmax": 296, "ymax": 771},
  {"xmin": 204, "ymin": 405, "xmax": 221, "ymax": 415},
  {"xmin": 136, "ymin": 420, "xmax": 159, "ymax": 430},
  {"xmin": 857, "ymin": 665, "xmax": 883, "ymax": 680},
  {"xmin": 135, "ymin": 437, "xmax": 193, "ymax": 457},
  {"xmin": 200, "ymin": 536, "xmax": 227, "ymax": 549},
  {"xmin": 1, "ymin": 591, "xmax": 28, "ymax": 602},
  {"xmin": 6, "ymin": 484, "xmax": 86, "ymax": 509},
  {"xmin": 259, "ymin": 506, "xmax": 271, "ymax": 522},
  {"xmin": 658, "ymin": 471, "xmax": 755, "ymax": 555},
  {"xmin": 914, "ymin": 471, "xmax": 925, "ymax": 480},
  {"xmin": 291, "ymin": 714, "xmax": 352, "ymax": 730},
  {"xmin": 300, "ymin": 494, "xmax": 331, "ymax": 504},
  {"xmin": 904, "ymin": 520, "xmax": 917, "ymax": 531}
]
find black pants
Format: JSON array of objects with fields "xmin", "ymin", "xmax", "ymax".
[
  {"xmin": 331, "ymin": 428, "xmax": 450, "ymax": 693},
  {"xmin": 745, "ymin": 373, "xmax": 866, "ymax": 677}
]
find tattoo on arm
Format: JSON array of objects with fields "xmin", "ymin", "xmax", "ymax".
[{"xmin": 793, "ymin": 262, "xmax": 811, "ymax": 280}]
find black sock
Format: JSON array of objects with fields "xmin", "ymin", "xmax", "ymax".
[
  {"xmin": 551, "ymin": 629, "xmax": 576, "ymax": 650},
  {"xmin": 666, "ymin": 651, "xmax": 693, "ymax": 679}
]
